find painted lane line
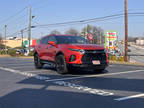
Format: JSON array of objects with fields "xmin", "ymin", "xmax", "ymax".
[
  {"xmin": 11, "ymin": 65, "xmax": 34, "ymax": 68},
  {"xmin": 45, "ymin": 70, "xmax": 144, "ymax": 82},
  {"xmin": 25, "ymin": 70, "xmax": 50, "ymax": 73},
  {"xmin": 114, "ymin": 93, "xmax": 144, "ymax": 101},
  {"xmin": 0, "ymin": 67, "xmax": 50, "ymax": 80},
  {"xmin": 0, "ymin": 66, "xmax": 114, "ymax": 96},
  {"xmin": 0, "ymin": 62, "xmax": 33, "ymax": 65}
]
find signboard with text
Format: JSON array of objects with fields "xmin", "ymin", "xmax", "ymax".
[{"xmin": 105, "ymin": 31, "xmax": 117, "ymax": 51}]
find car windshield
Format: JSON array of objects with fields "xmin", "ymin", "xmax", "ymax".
[{"xmin": 55, "ymin": 36, "xmax": 89, "ymax": 44}]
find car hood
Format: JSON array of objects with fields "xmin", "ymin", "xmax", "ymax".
[{"xmin": 66, "ymin": 44, "xmax": 105, "ymax": 50}]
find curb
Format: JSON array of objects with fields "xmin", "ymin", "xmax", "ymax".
[
  {"xmin": 16, "ymin": 56, "xmax": 33, "ymax": 59},
  {"xmin": 0, "ymin": 55, "xmax": 11, "ymax": 57},
  {"xmin": 110, "ymin": 61, "xmax": 144, "ymax": 66},
  {"xmin": 0, "ymin": 55, "xmax": 33, "ymax": 59}
]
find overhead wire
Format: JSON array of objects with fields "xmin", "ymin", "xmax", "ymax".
[
  {"xmin": 0, "ymin": 7, "xmax": 28, "ymax": 24},
  {"xmin": 7, "ymin": 12, "xmax": 144, "ymax": 37},
  {"xmin": 33, "ymin": 13, "xmax": 144, "ymax": 28}
]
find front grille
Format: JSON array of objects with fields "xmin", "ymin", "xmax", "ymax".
[{"xmin": 81, "ymin": 50, "xmax": 106, "ymax": 64}]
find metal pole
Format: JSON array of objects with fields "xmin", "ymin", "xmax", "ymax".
[
  {"xmin": 4, "ymin": 25, "xmax": 7, "ymax": 53},
  {"xmin": 21, "ymin": 30, "xmax": 24, "ymax": 48},
  {"xmin": 28, "ymin": 6, "xmax": 31, "ymax": 52},
  {"xmin": 124, "ymin": 0, "xmax": 128, "ymax": 62}
]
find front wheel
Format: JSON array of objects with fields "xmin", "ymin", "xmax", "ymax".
[
  {"xmin": 55, "ymin": 55, "xmax": 69, "ymax": 74},
  {"xmin": 34, "ymin": 53, "xmax": 43, "ymax": 69}
]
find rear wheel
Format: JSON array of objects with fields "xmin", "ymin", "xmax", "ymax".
[
  {"xmin": 55, "ymin": 55, "xmax": 69, "ymax": 74},
  {"xmin": 34, "ymin": 53, "xmax": 43, "ymax": 69}
]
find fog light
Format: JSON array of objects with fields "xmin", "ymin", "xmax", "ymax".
[{"xmin": 69, "ymin": 55, "xmax": 76, "ymax": 62}]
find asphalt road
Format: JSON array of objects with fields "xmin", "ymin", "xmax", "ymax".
[{"xmin": 0, "ymin": 57, "xmax": 144, "ymax": 108}]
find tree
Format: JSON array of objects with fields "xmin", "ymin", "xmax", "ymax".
[
  {"xmin": 50, "ymin": 30, "xmax": 61, "ymax": 35},
  {"xmin": 81, "ymin": 25, "xmax": 105, "ymax": 44},
  {"xmin": 65, "ymin": 28, "xmax": 80, "ymax": 36}
]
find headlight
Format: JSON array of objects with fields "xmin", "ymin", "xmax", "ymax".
[{"xmin": 69, "ymin": 48, "xmax": 85, "ymax": 54}]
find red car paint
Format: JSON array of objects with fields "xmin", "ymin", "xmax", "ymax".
[{"xmin": 34, "ymin": 35, "xmax": 108, "ymax": 68}]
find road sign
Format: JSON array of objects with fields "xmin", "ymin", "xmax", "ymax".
[{"xmin": 87, "ymin": 33, "xmax": 94, "ymax": 41}]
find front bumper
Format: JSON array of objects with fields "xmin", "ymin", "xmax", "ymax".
[{"xmin": 68, "ymin": 62, "xmax": 108, "ymax": 69}]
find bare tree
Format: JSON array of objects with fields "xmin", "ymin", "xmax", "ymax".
[
  {"xmin": 65, "ymin": 28, "xmax": 80, "ymax": 36},
  {"xmin": 81, "ymin": 25, "xmax": 104, "ymax": 44},
  {"xmin": 50, "ymin": 30, "xmax": 61, "ymax": 35}
]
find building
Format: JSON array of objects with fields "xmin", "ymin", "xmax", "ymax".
[
  {"xmin": 136, "ymin": 38, "xmax": 144, "ymax": 45},
  {"xmin": 1, "ymin": 38, "xmax": 39, "ymax": 48}
]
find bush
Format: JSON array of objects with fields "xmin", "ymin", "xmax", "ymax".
[
  {"xmin": 8, "ymin": 49, "xmax": 16, "ymax": 56},
  {"xmin": 28, "ymin": 51, "xmax": 34, "ymax": 56},
  {"xmin": 0, "ymin": 50, "xmax": 7, "ymax": 55},
  {"xmin": 109, "ymin": 55, "xmax": 116, "ymax": 61},
  {"xmin": 117, "ymin": 56, "xmax": 125, "ymax": 62}
]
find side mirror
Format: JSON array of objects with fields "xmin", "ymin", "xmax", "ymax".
[{"xmin": 48, "ymin": 41, "xmax": 56, "ymax": 46}]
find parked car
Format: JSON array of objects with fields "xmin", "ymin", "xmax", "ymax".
[{"xmin": 34, "ymin": 35, "xmax": 109, "ymax": 74}]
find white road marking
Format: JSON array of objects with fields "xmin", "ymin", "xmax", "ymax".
[
  {"xmin": 11, "ymin": 65, "xmax": 34, "ymax": 68},
  {"xmin": 0, "ymin": 66, "xmax": 114, "ymax": 96},
  {"xmin": 114, "ymin": 93, "xmax": 144, "ymax": 101},
  {"xmin": 25, "ymin": 70, "xmax": 50, "ymax": 73},
  {"xmin": 54, "ymin": 81, "xmax": 114, "ymax": 96},
  {"xmin": 45, "ymin": 70, "xmax": 144, "ymax": 82},
  {"xmin": 0, "ymin": 67, "xmax": 50, "ymax": 80}
]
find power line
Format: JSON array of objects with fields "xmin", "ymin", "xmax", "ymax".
[
  {"xmin": 33, "ymin": 13, "xmax": 144, "ymax": 28},
  {"xmin": 35, "ymin": 13, "xmax": 124, "ymax": 27},
  {"xmin": 7, "ymin": 12, "xmax": 144, "ymax": 37},
  {"xmin": 6, "ymin": 13, "xmax": 28, "ymax": 25},
  {"xmin": 0, "ymin": 7, "xmax": 28, "ymax": 24},
  {"xmin": 7, "ymin": 27, "xmax": 28, "ymax": 37}
]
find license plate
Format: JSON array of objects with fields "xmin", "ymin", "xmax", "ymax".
[{"xmin": 92, "ymin": 60, "xmax": 100, "ymax": 65}]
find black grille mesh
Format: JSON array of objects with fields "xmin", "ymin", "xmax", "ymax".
[{"xmin": 81, "ymin": 50, "xmax": 106, "ymax": 64}]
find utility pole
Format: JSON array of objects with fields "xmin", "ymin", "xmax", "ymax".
[
  {"xmin": 28, "ymin": 6, "xmax": 31, "ymax": 52},
  {"xmin": 124, "ymin": 0, "xmax": 128, "ymax": 62},
  {"xmin": 21, "ymin": 30, "xmax": 24, "ymax": 48},
  {"xmin": 4, "ymin": 25, "xmax": 7, "ymax": 53}
]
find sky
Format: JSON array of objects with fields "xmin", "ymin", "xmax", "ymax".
[{"xmin": 0, "ymin": 0, "xmax": 144, "ymax": 39}]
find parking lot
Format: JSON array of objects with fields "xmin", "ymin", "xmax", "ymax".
[{"xmin": 0, "ymin": 57, "xmax": 144, "ymax": 108}]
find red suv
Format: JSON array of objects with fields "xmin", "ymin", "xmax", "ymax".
[{"xmin": 34, "ymin": 35, "xmax": 109, "ymax": 74}]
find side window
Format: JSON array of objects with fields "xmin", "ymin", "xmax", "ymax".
[
  {"xmin": 40, "ymin": 37, "xmax": 49, "ymax": 44},
  {"xmin": 48, "ymin": 36, "xmax": 57, "ymax": 43}
]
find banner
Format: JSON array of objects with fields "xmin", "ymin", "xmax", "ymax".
[{"xmin": 105, "ymin": 31, "xmax": 117, "ymax": 50}]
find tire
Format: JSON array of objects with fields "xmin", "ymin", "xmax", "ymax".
[
  {"xmin": 55, "ymin": 55, "xmax": 69, "ymax": 74},
  {"xmin": 34, "ymin": 53, "xmax": 43, "ymax": 69}
]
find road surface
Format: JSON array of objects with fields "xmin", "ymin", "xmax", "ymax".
[{"xmin": 0, "ymin": 57, "xmax": 144, "ymax": 108}]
